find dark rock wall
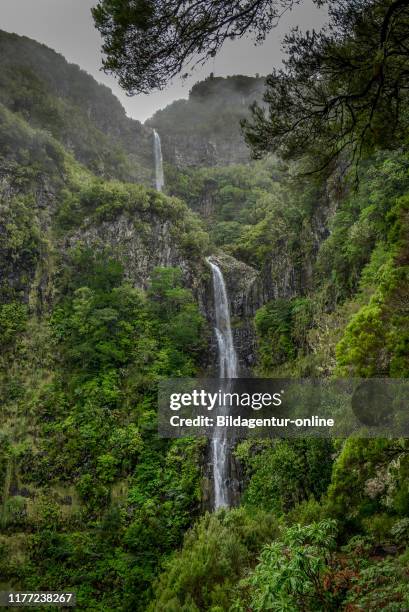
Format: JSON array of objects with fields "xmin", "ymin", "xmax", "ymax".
[{"xmin": 160, "ymin": 133, "xmax": 252, "ymax": 169}]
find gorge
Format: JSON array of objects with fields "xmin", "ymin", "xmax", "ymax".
[{"xmin": 0, "ymin": 23, "xmax": 409, "ymax": 612}]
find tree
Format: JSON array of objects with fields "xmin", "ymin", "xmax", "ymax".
[
  {"xmin": 246, "ymin": 520, "xmax": 341, "ymax": 611},
  {"xmin": 93, "ymin": 0, "xmax": 409, "ymax": 170},
  {"xmin": 92, "ymin": 0, "xmax": 296, "ymax": 94},
  {"xmin": 243, "ymin": 0, "xmax": 409, "ymax": 173}
]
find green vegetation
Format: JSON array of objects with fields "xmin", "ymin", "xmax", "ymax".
[
  {"xmin": 147, "ymin": 76, "xmax": 264, "ymax": 163},
  {"xmin": 150, "ymin": 513, "xmax": 409, "ymax": 611},
  {"xmin": 0, "ymin": 29, "xmax": 154, "ymax": 184},
  {"xmin": 240, "ymin": 520, "xmax": 340, "ymax": 611},
  {"xmin": 165, "ymin": 157, "xmax": 318, "ymax": 276},
  {"xmin": 149, "ymin": 508, "xmax": 276, "ymax": 611},
  {"xmin": 254, "ymin": 298, "xmax": 313, "ymax": 373},
  {"xmin": 235, "ymin": 439, "xmax": 333, "ymax": 514},
  {"xmin": 1, "ymin": 249, "xmax": 208, "ymax": 610},
  {"xmin": 244, "ymin": 151, "xmax": 409, "ymax": 379},
  {"xmin": 0, "ymin": 55, "xmax": 212, "ymax": 607},
  {"xmin": 2, "ymin": 6, "xmax": 409, "ymax": 609}
]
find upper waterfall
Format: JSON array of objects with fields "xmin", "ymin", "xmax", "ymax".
[{"xmin": 153, "ymin": 129, "xmax": 165, "ymax": 192}]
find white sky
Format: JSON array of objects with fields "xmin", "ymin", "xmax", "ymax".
[{"xmin": 0, "ymin": 0, "xmax": 327, "ymax": 122}]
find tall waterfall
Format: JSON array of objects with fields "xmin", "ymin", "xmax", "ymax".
[
  {"xmin": 153, "ymin": 129, "xmax": 165, "ymax": 192},
  {"xmin": 207, "ymin": 258, "xmax": 238, "ymax": 509}
]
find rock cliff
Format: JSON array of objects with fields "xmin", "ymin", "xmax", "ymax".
[{"xmin": 147, "ymin": 75, "xmax": 265, "ymax": 168}]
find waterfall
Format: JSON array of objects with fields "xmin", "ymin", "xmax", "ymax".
[
  {"xmin": 153, "ymin": 129, "xmax": 165, "ymax": 192},
  {"xmin": 207, "ymin": 258, "xmax": 238, "ymax": 509}
]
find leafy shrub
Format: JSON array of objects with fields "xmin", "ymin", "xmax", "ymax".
[
  {"xmin": 149, "ymin": 507, "xmax": 277, "ymax": 611},
  {"xmin": 242, "ymin": 520, "xmax": 340, "ymax": 612},
  {"xmin": 238, "ymin": 439, "xmax": 333, "ymax": 514},
  {"xmin": 342, "ymin": 555, "xmax": 409, "ymax": 611},
  {"xmin": 391, "ymin": 518, "xmax": 409, "ymax": 544},
  {"xmin": 2, "ymin": 496, "xmax": 27, "ymax": 528},
  {"xmin": 0, "ymin": 302, "xmax": 27, "ymax": 346}
]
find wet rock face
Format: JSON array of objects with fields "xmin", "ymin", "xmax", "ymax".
[
  {"xmin": 160, "ymin": 133, "xmax": 252, "ymax": 169},
  {"xmin": 66, "ymin": 213, "xmax": 195, "ymax": 290},
  {"xmin": 147, "ymin": 75, "xmax": 266, "ymax": 169},
  {"xmin": 255, "ymin": 194, "xmax": 332, "ymax": 304}
]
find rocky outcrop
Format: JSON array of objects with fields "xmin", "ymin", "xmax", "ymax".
[
  {"xmin": 69, "ymin": 224, "xmax": 264, "ymax": 375},
  {"xmin": 147, "ymin": 75, "xmax": 265, "ymax": 169},
  {"xmin": 199, "ymin": 183, "xmax": 336, "ymax": 377},
  {"xmin": 0, "ymin": 161, "xmax": 57, "ymax": 309},
  {"xmin": 66, "ymin": 213, "xmax": 198, "ymax": 290},
  {"xmin": 64, "ymin": 210, "xmax": 215, "ymax": 367},
  {"xmin": 65, "ymin": 216, "xmax": 261, "ymax": 372}
]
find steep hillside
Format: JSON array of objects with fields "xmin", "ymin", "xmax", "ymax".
[
  {"xmin": 0, "ymin": 30, "xmax": 154, "ymax": 184},
  {"xmin": 0, "ymin": 102, "xmax": 208, "ymax": 304},
  {"xmin": 0, "ymin": 86, "xmax": 215, "ymax": 608},
  {"xmin": 147, "ymin": 75, "xmax": 265, "ymax": 168},
  {"xmin": 1, "ymin": 18, "xmax": 409, "ymax": 612}
]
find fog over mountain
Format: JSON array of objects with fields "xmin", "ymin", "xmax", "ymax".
[{"xmin": 1, "ymin": 0, "xmax": 327, "ymax": 121}]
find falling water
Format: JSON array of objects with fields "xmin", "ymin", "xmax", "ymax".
[
  {"xmin": 207, "ymin": 258, "xmax": 238, "ymax": 509},
  {"xmin": 153, "ymin": 129, "xmax": 165, "ymax": 192}
]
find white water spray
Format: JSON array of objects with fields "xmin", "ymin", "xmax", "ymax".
[
  {"xmin": 153, "ymin": 129, "xmax": 165, "ymax": 191},
  {"xmin": 207, "ymin": 258, "xmax": 238, "ymax": 509}
]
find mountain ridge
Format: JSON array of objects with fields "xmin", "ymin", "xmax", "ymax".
[{"xmin": 0, "ymin": 29, "xmax": 155, "ymax": 184}]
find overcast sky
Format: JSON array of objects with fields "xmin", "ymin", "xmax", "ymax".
[{"xmin": 1, "ymin": 0, "xmax": 327, "ymax": 123}]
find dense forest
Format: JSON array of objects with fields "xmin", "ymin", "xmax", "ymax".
[{"xmin": 1, "ymin": 0, "xmax": 409, "ymax": 608}]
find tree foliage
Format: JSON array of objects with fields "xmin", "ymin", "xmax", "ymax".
[
  {"xmin": 244, "ymin": 520, "xmax": 339, "ymax": 611},
  {"xmin": 244, "ymin": 0, "xmax": 409, "ymax": 172},
  {"xmin": 236, "ymin": 439, "xmax": 333, "ymax": 513},
  {"xmin": 92, "ymin": 0, "xmax": 294, "ymax": 93},
  {"xmin": 149, "ymin": 508, "xmax": 276, "ymax": 611}
]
